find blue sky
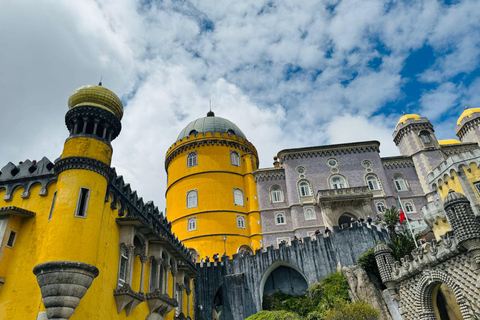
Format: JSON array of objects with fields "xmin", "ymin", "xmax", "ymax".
[{"xmin": 1, "ymin": 0, "xmax": 479, "ymax": 210}]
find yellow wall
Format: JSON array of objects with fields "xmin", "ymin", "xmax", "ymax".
[{"xmin": 166, "ymin": 132, "xmax": 261, "ymax": 259}]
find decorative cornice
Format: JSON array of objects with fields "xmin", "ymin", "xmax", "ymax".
[
  {"xmin": 0, "ymin": 206, "xmax": 36, "ymax": 218},
  {"xmin": 381, "ymin": 156, "xmax": 415, "ymax": 169},
  {"xmin": 456, "ymin": 116, "xmax": 480, "ymax": 140},
  {"xmin": 440, "ymin": 142, "xmax": 478, "ymax": 156},
  {"xmin": 278, "ymin": 141, "xmax": 380, "ymax": 162},
  {"xmin": 65, "ymin": 105, "xmax": 122, "ymax": 140},
  {"xmin": 253, "ymin": 168, "xmax": 285, "ymax": 182},
  {"xmin": 55, "ymin": 156, "xmax": 114, "ymax": 182},
  {"xmin": 393, "ymin": 120, "xmax": 434, "ymax": 145}
]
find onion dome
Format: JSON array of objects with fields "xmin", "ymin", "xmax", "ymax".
[
  {"xmin": 374, "ymin": 243, "xmax": 392, "ymax": 254},
  {"xmin": 396, "ymin": 114, "xmax": 421, "ymax": 127},
  {"xmin": 68, "ymin": 85, "xmax": 123, "ymax": 120},
  {"xmin": 177, "ymin": 111, "xmax": 247, "ymax": 141},
  {"xmin": 457, "ymin": 107, "xmax": 480, "ymax": 126}
]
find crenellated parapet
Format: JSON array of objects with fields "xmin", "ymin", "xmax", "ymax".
[
  {"xmin": 421, "ymin": 201, "xmax": 447, "ymax": 228},
  {"xmin": 0, "ymin": 157, "xmax": 56, "ymax": 200},
  {"xmin": 428, "ymin": 149, "xmax": 480, "ymax": 187}
]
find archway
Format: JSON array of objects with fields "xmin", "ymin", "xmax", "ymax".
[
  {"xmin": 212, "ymin": 286, "xmax": 223, "ymax": 320},
  {"xmin": 259, "ymin": 261, "xmax": 308, "ymax": 310},
  {"xmin": 338, "ymin": 212, "xmax": 356, "ymax": 227},
  {"xmin": 237, "ymin": 245, "xmax": 254, "ymax": 255},
  {"xmin": 432, "ymin": 284, "xmax": 463, "ymax": 320}
]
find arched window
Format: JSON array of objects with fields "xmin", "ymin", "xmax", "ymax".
[
  {"xmin": 117, "ymin": 245, "xmax": 129, "ymax": 288},
  {"xmin": 187, "ymin": 217, "xmax": 197, "ymax": 231},
  {"xmin": 270, "ymin": 185, "xmax": 284, "ymax": 203},
  {"xmin": 394, "ymin": 175, "xmax": 408, "ymax": 191},
  {"xmin": 275, "ymin": 212, "xmax": 286, "ymax": 225},
  {"xmin": 376, "ymin": 201, "xmax": 386, "ymax": 213},
  {"xmin": 233, "ymin": 189, "xmax": 244, "ymax": 206},
  {"xmin": 419, "ymin": 130, "xmax": 432, "ymax": 144},
  {"xmin": 304, "ymin": 207, "xmax": 315, "ymax": 220},
  {"xmin": 187, "ymin": 151, "xmax": 197, "ymax": 168},
  {"xmin": 187, "ymin": 190, "xmax": 198, "ymax": 208},
  {"xmin": 298, "ymin": 180, "xmax": 312, "ymax": 197},
  {"xmin": 230, "ymin": 151, "xmax": 240, "ymax": 166},
  {"xmin": 366, "ymin": 174, "xmax": 381, "ymax": 190},
  {"xmin": 405, "ymin": 201, "xmax": 414, "ymax": 213},
  {"xmin": 237, "ymin": 215, "xmax": 246, "ymax": 229},
  {"xmin": 330, "ymin": 175, "xmax": 347, "ymax": 189}
]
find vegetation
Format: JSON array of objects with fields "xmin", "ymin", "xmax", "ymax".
[
  {"xmin": 357, "ymin": 246, "xmax": 381, "ymax": 283},
  {"xmin": 383, "ymin": 207, "xmax": 399, "ymax": 242},
  {"xmin": 250, "ymin": 272, "xmax": 379, "ymax": 320}
]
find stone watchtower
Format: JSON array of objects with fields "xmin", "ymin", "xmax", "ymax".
[
  {"xmin": 374, "ymin": 243, "xmax": 397, "ymax": 298},
  {"xmin": 443, "ymin": 189, "xmax": 480, "ymax": 264},
  {"xmin": 392, "ymin": 114, "xmax": 445, "ymax": 198},
  {"xmin": 456, "ymin": 107, "xmax": 480, "ymax": 146}
]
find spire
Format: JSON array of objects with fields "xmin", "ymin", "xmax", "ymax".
[{"xmin": 207, "ymin": 100, "xmax": 214, "ymax": 117}]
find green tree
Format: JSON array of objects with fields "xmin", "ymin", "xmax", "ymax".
[
  {"xmin": 245, "ymin": 310, "xmax": 303, "ymax": 320},
  {"xmin": 383, "ymin": 207, "xmax": 399, "ymax": 242}
]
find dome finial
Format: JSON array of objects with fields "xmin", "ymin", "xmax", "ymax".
[
  {"xmin": 207, "ymin": 100, "xmax": 215, "ymax": 117},
  {"xmin": 98, "ymin": 76, "xmax": 102, "ymax": 87},
  {"xmin": 402, "ymin": 110, "xmax": 406, "ymax": 115},
  {"xmin": 465, "ymin": 105, "xmax": 469, "ymax": 109}
]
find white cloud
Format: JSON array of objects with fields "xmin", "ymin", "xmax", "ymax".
[{"xmin": 419, "ymin": 82, "xmax": 462, "ymax": 120}]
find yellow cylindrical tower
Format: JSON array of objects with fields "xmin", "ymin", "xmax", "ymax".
[{"xmin": 165, "ymin": 111, "xmax": 261, "ymax": 260}]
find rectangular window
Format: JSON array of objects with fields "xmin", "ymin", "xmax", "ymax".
[
  {"xmin": 234, "ymin": 189, "xmax": 245, "ymax": 206},
  {"xmin": 7, "ymin": 230, "xmax": 17, "ymax": 248},
  {"xmin": 118, "ymin": 249, "xmax": 128, "ymax": 287},
  {"xmin": 304, "ymin": 207, "xmax": 316, "ymax": 220},
  {"xmin": 75, "ymin": 187, "xmax": 90, "ymax": 218},
  {"xmin": 48, "ymin": 191, "xmax": 57, "ymax": 221},
  {"xmin": 188, "ymin": 217, "xmax": 197, "ymax": 231}
]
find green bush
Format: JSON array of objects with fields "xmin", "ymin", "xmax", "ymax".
[
  {"xmin": 325, "ymin": 300, "xmax": 379, "ymax": 320},
  {"xmin": 357, "ymin": 246, "xmax": 381, "ymax": 281},
  {"xmin": 245, "ymin": 310, "xmax": 304, "ymax": 320}
]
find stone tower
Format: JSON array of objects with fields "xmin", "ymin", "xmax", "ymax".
[
  {"xmin": 456, "ymin": 107, "xmax": 480, "ymax": 146},
  {"xmin": 393, "ymin": 114, "xmax": 445, "ymax": 198},
  {"xmin": 165, "ymin": 111, "xmax": 262, "ymax": 260},
  {"xmin": 374, "ymin": 243, "xmax": 397, "ymax": 297}
]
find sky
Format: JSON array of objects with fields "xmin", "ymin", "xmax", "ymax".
[{"xmin": 1, "ymin": 0, "xmax": 480, "ymax": 212}]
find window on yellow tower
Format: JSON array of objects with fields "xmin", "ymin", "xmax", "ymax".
[
  {"xmin": 237, "ymin": 215, "xmax": 246, "ymax": 229},
  {"xmin": 234, "ymin": 189, "xmax": 244, "ymax": 206},
  {"xmin": 231, "ymin": 151, "xmax": 241, "ymax": 166},
  {"xmin": 75, "ymin": 187, "xmax": 90, "ymax": 218},
  {"xmin": 117, "ymin": 246, "xmax": 129, "ymax": 288},
  {"xmin": 187, "ymin": 151, "xmax": 197, "ymax": 168},
  {"xmin": 187, "ymin": 190, "xmax": 198, "ymax": 208},
  {"xmin": 48, "ymin": 191, "xmax": 57, "ymax": 221},
  {"xmin": 188, "ymin": 217, "xmax": 197, "ymax": 231}
]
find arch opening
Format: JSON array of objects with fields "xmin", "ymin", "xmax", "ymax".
[
  {"xmin": 432, "ymin": 283, "xmax": 463, "ymax": 320},
  {"xmin": 338, "ymin": 212, "xmax": 356, "ymax": 227},
  {"xmin": 212, "ymin": 286, "xmax": 224, "ymax": 320}
]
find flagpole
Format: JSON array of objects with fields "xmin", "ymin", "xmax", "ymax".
[{"xmin": 399, "ymin": 197, "xmax": 418, "ymax": 248}]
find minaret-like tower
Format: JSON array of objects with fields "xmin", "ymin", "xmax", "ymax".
[
  {"xmin": 33, "ymin": 84, "xmax": 123, "ymax": 320},
  {"xmin": 165, "ymin": 111, "xmax": 261, "ymax": 260},
  {"xmin": 456, "ymin": 107, "xmax": 480, "ymax": 145},
  {"xmin": 393, "ymin": 114, "xmax": 445, "ymax": 197},
  {"xmin": 374, "ymin": 243, "xmax": 398, "ymax": 297}
]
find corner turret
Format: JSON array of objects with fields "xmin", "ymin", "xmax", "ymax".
[
  {"xmin": 456, "ymin": 106, "xmax": 480, "ymax": 146},
  {"xmin": 374, "ymin": 243, "xmax": 398, "ymax": 298}
]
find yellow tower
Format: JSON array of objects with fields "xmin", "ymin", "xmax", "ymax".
[{"xmin": 165, "ymin": 111, "xmax": 262, "ymax": 260}]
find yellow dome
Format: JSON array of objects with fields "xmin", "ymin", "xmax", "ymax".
[
  {"xmin": 439, "ymin": 139, "xmax": 461, "ymax": 145},
  {"xmin": 396, "ymin": 114, "xmax": 421, "ymax": 127},
  {"xmin": 457, "ymin": 107, "xmax": 480, "ymax": 126},
  {"xmin": 68, "ymin": 85, "xmax": 123, "ymax": 120}
]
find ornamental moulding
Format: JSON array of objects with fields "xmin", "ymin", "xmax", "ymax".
[
  {"xmin": 55, "ymin": 156, "xmax": 114, "ymax": 182},
  {"xmin": 280, "ymin": 146, "xmax": 380, "ymax": 161},
  {"xmin": 65, "ymin": 105, "xmax": 122, "ymax": 140},
  {"xmin": 393, "ymin": 122, "xmax": 434, "ymax": 145},
  {"xmin": 382, "ymin": 157, "xmax": 415, "ymax": 169}
]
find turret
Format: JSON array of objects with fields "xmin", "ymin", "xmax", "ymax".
[
  {"xmin": 33, "ymin": 84, "xmax": 123, "ymax": 319},
  {"xmin": 456, "ymin": 106, "xmax": 480, "ymax": 145},
  {"xmin": 443, "ymin": 189, "xmax": 480, "ymax": 264},
  {"xmin": 374, "ymin": 243, "xmax": 398, "ymax": 298}
]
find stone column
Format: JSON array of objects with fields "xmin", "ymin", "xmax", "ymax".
[
  {"xmin": 155, "ymin": 258, "xmax": 163, "ymax": 291},
  {"xmin": 171, "ymin": 270, "xmax": 178, "ymax": 298},
  {"xmin": 164, "ymin": 265, "xmax": 171, "ymax": 296},
  {"xmin": 125, "ymin": 245, "xmax": 135, "ymax": 286},
  {"xmin": 139, "ymin": 254, "xmax": 148, "ymax": 293}
]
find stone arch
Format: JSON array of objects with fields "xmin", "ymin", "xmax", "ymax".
[
  {"xmin": 338, "ymin": 212, "xmax": 357, "ymax": 227},
  {"xmin": 415, "ymin": 270, "xmax": 471, "ymax": 320},
  {"xmin": 259, "ymin": 260, "xmax": 308, "ymax": 303}
]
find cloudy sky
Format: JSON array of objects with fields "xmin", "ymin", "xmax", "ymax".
[{"xmin": 1, "ymin": 0, "xmax": 479, "ymax": 211}]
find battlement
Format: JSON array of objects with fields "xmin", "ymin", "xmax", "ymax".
[
  {"xmin": 428, "ymin": 149, "xmax": 480, "ymax": 185},
  {"xmin": 421, "ymin": 200, "xmax": 447, "ymax": 228},
  {"xmin": 0, "ymin": 157, "xmax": 56, "ymax": 200}
]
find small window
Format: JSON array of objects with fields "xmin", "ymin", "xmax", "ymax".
[
  {"xmin": 275, "ymin": 212, "xmax": 286, "ymax": 225},
  {"xmin": 405, "ymin": 201, "xmax": 415, "ymax": 213},
  {"xmin": 48, "ymin": 191, "xmax": 57, "ymax": 221},
  {"xmin": 304, "ymin": 207, "xmax": 315, "ymax": 220},
  {"xmin": 237, "ymin": 215, "xmax": 246, "ymax": 229},
  {"xmin": 362, "ymin": 160, "xmax": 372, "ymax": 168},
  {"xmin": 6, "ymin": 230, "xmax": 17, "ymax": 248},
  {"xmin": 327, "ymin": 158, "xmax": 338, "ymax": 167},
  {"xmin": 298, "ymin": 180, "xmax": 312, "ymax": 197},
  {"xmin": 187, "ymin": 151, "xmax": 197, "ymax": 168},
  {"xmin": 187, "ymin": 190, "xmax": 198, "ymax": 209},
  {"xmin": 270, "ymin": 185, "xmax": 284, "ymax": 203},
  {"xmin": 230, "ymin": 151, "xmax": 241, "ymax": 166},
  {"xmin": 75, "ymin": 187, "xmax": 90, "ymax": 218},
  {"xmin": 234, "ymin": 189, "xmax": 244, "ymax": 206},
  {"xmin": 330, "ymin": 175, "xmax": 347, "ymax": 189},
  {"xmin": 118, "ymin": 246, "xmax": 129, "ymax": 288},
  {"xmin": 376, "ymin": 201, "xmax": 386, "ymax": 213},
  {"xmin": 394, "ymin": 175, "xmax": 408, "ymax": 191},
  {"xmin": 366, "ymin": 175, "xmax": 381, "ymax": 190},
  {"xmin": 189, "ymin": 130, "xmax": 198, "ymax": 136},
  {"xmin": 419, "ymin": 131, "xmax": 432, "ymax": 144},
  {"xmin": 188, "ymin": 217, "xmax": 197, "ymax": 231},
  {"xmin": 295, "ymin": 166, "xmax": 306, "ymax": 174}
]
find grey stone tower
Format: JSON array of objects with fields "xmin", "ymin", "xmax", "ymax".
[
  {"xmin": 393, "ymin": 115, "xmax": 445, "ymax": 197},
  {"xmin": 456, "ymin": 107, "xmax": 480, "ymax": 145},
  {"xmin": 443, "ymin": 189, "xmax": 480, "ymax": 264},
  {"xmin": 374, "ymin": 243, "xmax": 397, "ymax": 298}
]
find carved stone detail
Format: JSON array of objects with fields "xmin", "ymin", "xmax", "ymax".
[
  {"xmin": 113, "ymin": 284, "xmax": 145, "ymax": 315},
  {"xmin": 55, "ymin": 156, "xmax": 114, "ymax": 182}
]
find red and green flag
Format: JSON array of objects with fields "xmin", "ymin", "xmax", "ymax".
[{"xmin": 398, "ymin": 198, "xmax": 406, "ymax": 223}]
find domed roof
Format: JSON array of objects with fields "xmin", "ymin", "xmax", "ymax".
[
  {"xmin": 457, "ymin": 107, "xmax": 480, "ymax": 126},
  {"xmin": 177, "ymin": 111, "xmax": 247, "ymax": 141},
  {"xmin": 374, "ymin": 243, "xmax": 392, "ymax": 254},
  {"xmin": 68, "ymin": 85, "xmax": 123, "ymax": 120},
  {"xmin": 396, "ymin": 114, "xmax": 421, "ymax": 127},
  {"xmin": 444, "ymin": 189, "xmax": 468, "ymax": 206}
]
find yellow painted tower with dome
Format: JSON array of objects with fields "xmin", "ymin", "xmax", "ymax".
[{"xmin": 165, "ymin": 111, "xmax": 262, "ymax": 260}]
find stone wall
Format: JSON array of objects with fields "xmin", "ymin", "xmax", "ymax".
[{"xmin": 194, "ymin": 224, "xmax": 388, "ymax": 320}]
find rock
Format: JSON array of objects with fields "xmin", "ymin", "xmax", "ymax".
[{"xmin": 342, "ymin": 265, "xmax": 392, "ymax": 320}]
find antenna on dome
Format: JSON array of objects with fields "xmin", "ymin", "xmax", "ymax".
[
  {"xmin": 98, "ymin": 76, "xmax": 103, "ymax": 86},
  {"xmin": 207, "ymin": 100, "xmax": 215, "ymax": 117},
  {"xmin": 465, "ymin": 105, "xmax": 469, "ymax": 109},
  {"xmin": 210, "ymin": 100, "xmax": 212, "ymax": 112},
  {"xmin": 402, "ymin": 111, "xmax": 406, "ymax": 115}
]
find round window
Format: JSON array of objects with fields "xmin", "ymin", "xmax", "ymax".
[
  {"xmin": 296, "ymin": 166, "xmax": 306, "ymax": 174},
  {"xmin": 362, "ymin": 160, "xmax": 372, "ymax": 168},
  {"xmin": 327, "ymin": 158, "xmax": 338, "ymax": 167}
]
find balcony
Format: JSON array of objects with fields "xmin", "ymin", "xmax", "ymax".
[
  {"xmin": 146, "ymin": 290, "xmax": 178, "ymax": 316},
  {"xmin": 317, "ymin": 186, "xmax": 373, "ymax": 203}
]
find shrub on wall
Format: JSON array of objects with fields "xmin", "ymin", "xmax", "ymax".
[
  {"xmin": 325, "ymin": 300, "xmax": 379, "ymax": 320},
  {"xmin": 245, "ymin": 310, "xmax": 303, "ymax": 320}
]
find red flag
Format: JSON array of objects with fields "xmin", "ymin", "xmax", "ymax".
[{"xmin": 399, "ymin": 199, "xmax": 405, "ymax": 223}]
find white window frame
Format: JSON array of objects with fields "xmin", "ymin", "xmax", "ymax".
[
  {"xmin": 230, "ymin": 150, "xmax": 241, "ymax": 167},
  {"xmin": 394, "ymin": 175, "xmax": 408, "ymax": 191},
  {"xmin": 403, "ymin": 200, "xmax": 416, "ymax": 213},
  {"xmin": 233, "ymin": 188, "xmax": 245, "ymax": 206},
  {"xmin": 330, "ymin": 175, "xmax": 347, "ymax": 189},
  {"xmin": 298, "ymin": 180, "xmax": 312, "ymax": 197},
  {"xmin": 375, "ymin": 201, "xmax": 386, "ymax": 213},
  {"xmin": 304, "ymin": 207, "xmax": 316, "ymax": 220},
  {"xmin": 187, "ymin": 151, "xmax": 197, "ymax": 168},
  {"xmin": 186, "ymin": 189, "xmax": 198, "ymax": 209},
  {"xmin": 117, "ymin": 245, "xmax": 129, "ymax": 288},
  {"xmin": 237, "ymin": 215, "xmax": 246, "ymax": 229},
  {"xmin": 75, "ymin": 187, "xmax": 90, "ymax": 218},
  {"xmin": 270, "ymin": 185, "xmax": 284, "ymax": 203},
  {"xmin": 277, "ymin": 237, "xmax": 291, "ymax": 246},
  {"xmin": 187, "ymin": 217, "xmax": 197, "ymax": 231},
  {"xmin": 366, "ymin": 174, "xmax": 381, "ymax": 191},
  {"xmin": 275, "ymin": 212, "xmax": 286, "ymax": 225},
  {"xmin": 6, "ymin": 230, "xmax": 17, "ymax": 248}
]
